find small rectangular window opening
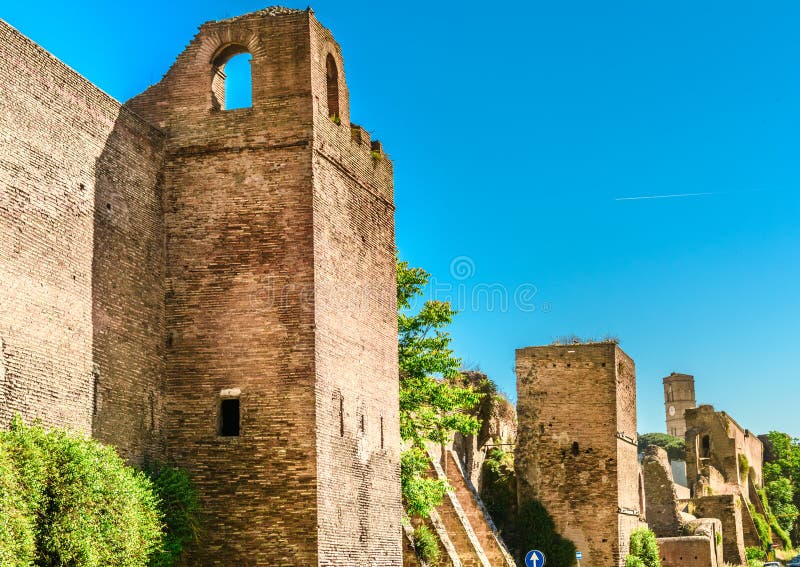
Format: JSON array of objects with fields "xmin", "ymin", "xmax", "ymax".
[
  {"xmin": 380, "ymin": 416, "xmax": 384, "ymax": 449},
  {"xmin": 219, "ymin": 398, "xmax": 240, "ymax": 437}
]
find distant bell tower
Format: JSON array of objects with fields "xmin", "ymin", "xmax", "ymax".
[{"xmin": 663, "ymin": 373, "xmax": 696, "ymax": 438}]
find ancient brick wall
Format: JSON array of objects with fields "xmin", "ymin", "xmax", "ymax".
[
  {"xmin": 128, "ymin": 8, "xmax": 401, "ymax": 565},
  {"xmin": 516, "ymin": 343, "xmax": 641, "ymax": 567},
  {"xmin": 657, "ymin": 536, "xmax": 718, "ymax": 567},
  {"xmin": 0, "ymin": 19, "xmax": 165, "ymax": 463},
  {"xmin": 694, "ymin": 494, "xmax": 746, "ymax": 565},
  {"xmin": 2, "ymin": 7, "xmax": 400, "ymax": 564},
  {"xmin": 643, "ymin": 446, "xmax": 683, "ymax": 537},
  {"xmin": 309, "ymin": 17, "xmax": 402, "ymax": 566},
  {"xmin": 685, "ymin": 405, "xmax": 764, "ymax": 495}
]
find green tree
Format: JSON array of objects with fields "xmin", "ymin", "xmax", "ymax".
[
  {"xmin": 763, "ymin": 431, "xmax": 800, "ymax": 546},
  {"xmin": 637, "ymin": 433, "xmax": 686, "ymax": 462},
  {"xmin": 398, "ymin": 257, "xmax": 482, "ymax": 519},
  {"xmin": 765, "ymin": 478, "xmax": 799, "ymax": 535}
]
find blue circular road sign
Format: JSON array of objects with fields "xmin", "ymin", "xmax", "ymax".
[{"xmin": 525, "ymin": 549, "xmax": 546, "ymax": 567}]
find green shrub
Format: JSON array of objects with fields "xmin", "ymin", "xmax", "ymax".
[
  {"xmin": 413, "ymin": 525, "xmax": 440, "ymax": 564},
  {"xmin": 145, "ymin": 465, "xmax": 201, "ymax": 567},
  {"xmin": 746, "ymin": 546, "xmax": 766, "ymax": 561},
  {"xmin": 515, "ymin": 499, "xmax": 577, "ymax": 567},
  {"xmin": 628, "ymin": 528, "xmax": 661, "ymax": 567},
  {"xmin": 0, "ymin": 416, "xmax": 163, "ymax": 567},
  {"xmin": 625, "ymin": 556, "xmax": 646, "ymax": 567},
  {"xmin": 716, "ymin": 532, "xmax": 723, "ymax": 546},
  {"xmin": 0, "ymin": 440, "xmax": 36, "ymax": 566}
]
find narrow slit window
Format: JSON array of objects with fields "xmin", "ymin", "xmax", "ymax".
[
  {"xmin": 380, "ymin": 416, "xmax": 384, "ymax": 449},
  {"xmin": 219, "ymin": 398, "xmax": 240, "ymax": 436},
  {"xmin": 339, "ymin": 395, "xmax": 344, "ymax": 437}
]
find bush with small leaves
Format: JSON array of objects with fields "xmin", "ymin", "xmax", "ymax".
[
  {"xmin": 0, "ymin": 416, "xmax": 163, "ymax": 567},
  {"xmin": 628, "ymin": 528, "xmax": 661, "ymax": 567},
  {"xmin": 145, "ymin": 464, "xmax": 201, "ymax": 567},
  {"xmin": 413, "ymin": 525, "xmax": 440, "ymax": 565},
  {"xmin": 746, "ymin": 546, "xmax": 765, "ymax": 561},
  {"xmin": 0, "ymin": 440, "xmax": 36, "ymax": 566}
]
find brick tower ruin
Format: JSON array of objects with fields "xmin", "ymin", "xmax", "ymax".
[
  {"xmin": 516, "ymin": 343, "xmax": 643, "ymax": 567},
  {"xmin": 663, "ymin": 372, "xmax": 696, "ymax": 438},
  {"xmin": 1, "ymin": 7, "xmax": 401, "ymax": 565}
]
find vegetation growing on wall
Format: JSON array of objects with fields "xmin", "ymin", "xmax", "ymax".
[
  {"xmin": 412, "ymin": 525, "xmax": 441, "ymax": 564},
  {"xmin": 740, "ymin": 453, "xmax": 750, "ymax": 479},
  {"xmin": 637, "ymin": 433, "xmax": 686, "ymax": 462},
  {"xmin": 397, "ymin": 257, "xmax": 482, "ymax": 519},
  {"xmin": 626, "ymin": 528, "xmax": 661, "ymax": 567},
  {"xmin": 749, "ymin": 503, "xmax": 772, "ymax": 549},
  {"xmin": 481, "ymin": 448, "xmax": 517, "ymax": 531}
]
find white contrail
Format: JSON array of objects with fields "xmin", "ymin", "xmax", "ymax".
[{"xmin": 615, "ymin": 191, "xmax": 720, "ymax": 201}]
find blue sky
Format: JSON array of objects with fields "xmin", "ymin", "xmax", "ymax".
[{"xmin": 5, "ymin": 1, "xmax": 799, "ymax": 437}]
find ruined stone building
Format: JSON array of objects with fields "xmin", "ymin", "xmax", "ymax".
[
  {"xmin": 664, "ymin": 372, "xmax": 696, "ymax": 438},
  {"xmin": 646, "ymin": 390, "xmax": 767, "ymax": 565},
  {"xmin": 642, "ymin": 445, "xmax": 724, "ymax": 567},
  {"xmin": 685, "ymin": 405, "xmax": 764, "ymax": 496},
  {"xmin": 0, "ymin": 7, "xmax": 402, "ymax": 565},
  {"xmin": 685, "ymin": 406, "xmax": 765, "ymax": 563},
  {"xmin": 515, "ymin": 343, "xmax": 644, "ymax": 567}
]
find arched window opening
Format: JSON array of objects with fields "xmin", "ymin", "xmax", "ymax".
[
  {"xmin": 326, "ymin": 54, "xmax": 340, "ymax": 122},
  {"xmin": 211, "ymin": 46, "xmax": 252, "ymax": 111}
]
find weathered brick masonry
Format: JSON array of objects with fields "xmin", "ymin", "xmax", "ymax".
[
  {"xmin": 516, "ymin": 343, "xmax": 643, "ymax": 567},
  {"xmin": 0, "ymin": 18, "xmax": 166, "ymax": 463},
  {"xmin": 1, "ymin": 6, "xmax": 401, "ymax": 565}
]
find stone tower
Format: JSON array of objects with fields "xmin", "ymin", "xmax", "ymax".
[
  {"xmin": 516, "ymin": 343, "xmax": 643, "ymax": 567},
  {"xmin": 126, "ymin": 7, "xmax": 401, "ymax": 565},
  {"xmin": 663, "ymin": 373, "xmax": 696, "ymax": 438}
]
